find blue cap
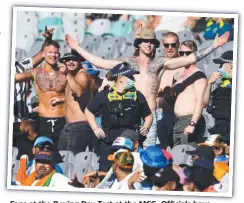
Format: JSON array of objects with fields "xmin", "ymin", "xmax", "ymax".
[
  {"xmin": 34, "ymin": 136, "xmax": 53, "ymax": 147},
  {"xmin": 110, "ymin": 62, "xmax": 139, "ymax": 78},
  {"xmin": 140, "ymin": 145, "xmax": 170, "ymax": 168},
  {"xmin": 81, "ymin": 61, "xmax": 100, "ymax": 76},
  {"xmin": 193, "ymin": 158, "xmax": 214, "ymax": 172}
]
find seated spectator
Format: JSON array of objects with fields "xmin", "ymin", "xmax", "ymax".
[
  {"xmin": 16, "ymin": 118, "xmax": 38, "ymax": 160},
  {"xmin": 203, "ymin": 51, "xmax": 233, "ymax": 137},
  {"xmin": 150, "ymin": 166, "xmax": 181, "ymax": 191},
  {"xmin": 16, "ymin": 151, "xmax": 83, "ymax": 188},
  {"xmin": 183, "ymin": 158, "xmax": 217, "ymax": 192},
  {"xmin": 15, "ymin": 136, "xmax": 63, "ymax": 185}
]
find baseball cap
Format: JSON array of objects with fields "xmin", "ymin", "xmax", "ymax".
[
  {"xmin": 120, "ymin": 129, "xmax": 140, "ymax": 142},
  {"xmin": 110, "ymin": 137, "xmax": 133, "ymax": 151},
  {"xmin": 199, "ymin": 134, "xmax": 222, "ymax": 148},
  {"xmin": 193, "ymin": 158, "xmax": 214, "ymax": 172},
  {"xmin": 35, "ymin": 151, "xmax": 54, "ymax": 163},
  {"xmin": 59, "ymin": 50, "xmax": 84, "ymax": 63},
  {"xmin": 185, "ymin": 145, "xmax": 215, "ymax": 162},
  {"xmin": 81, "ymin": 61, "xmax": 100, "ymax": 76},
  {"xmin": 150, "ymin": 167, "xmax": 180, "ymax": 187},
  {"xmin": 140, "ymin": 146, "xmax": 170, "ymax": 168},
  {"xmin": 108, "ymin": 151, "xmax": 134, "ymax": 169},
  {"xmin": 34, "ymin": 136, "xmax": 53, "ymax": 147}
]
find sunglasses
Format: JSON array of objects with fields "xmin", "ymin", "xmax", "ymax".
[
  {"xmin": 179, "ymin": 51, "xmax": 194, "ymax": 56},
  {"xmin": 163, "ymin": 43, "xmax": 178, "ymax": 48},
  {"xmin": 141, "ymin": 39, "xmax": 156, "ymax": 44}
]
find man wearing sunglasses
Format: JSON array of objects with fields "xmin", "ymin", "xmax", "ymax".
[
  {"xmin": 171, "ymin": 40, "xmax": 207, "ymax": 147},
  {"xmin": 65, "ymin": 29, "xmax": 230, "ymax": 148},
  {"xmin": 57, "ymin": 51, "xmax": 95, "ymax": 155},
  {"xmin": 157, "ymin": 32, "xmax": 184, "ymax": 148}
]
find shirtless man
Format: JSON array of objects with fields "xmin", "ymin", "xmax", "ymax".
[
  {"xmin": 65, "ymin": 29, "xmax": 229, "ymax": 148},
  {"xmin": 57, "ymin": 51, "xmax": 94, "ymax": 155},
  {"xmin": 15, "ymin": 40, "xmax": 66, "ymax": 146},
  {"xmin": 157, "ymin": 32, "xmax": 184, "ymax": 147},
  {"xmin": 172, "ymin": 40, "xmax": 207, "ymax": 147}
]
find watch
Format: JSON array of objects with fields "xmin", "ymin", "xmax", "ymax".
[{"xmin": 189, "ymin": 121, "xmax": 196, "ymax": 127}]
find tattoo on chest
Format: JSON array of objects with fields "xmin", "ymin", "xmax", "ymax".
[{"xmin": 35, "ymin": 70, "xmax": 66, "ymax": 92}]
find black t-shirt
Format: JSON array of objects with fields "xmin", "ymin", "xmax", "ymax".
[
  {"xmin": 15, "ymin": 134, "xmax": 37, "ymax": 160},
  {"xmin": 87, "ymin": 89, "xmax": 151, "ymax": 128},
  {"xmin": 85, "ymin": 13, "xmax": 122, "ymax": 22}
]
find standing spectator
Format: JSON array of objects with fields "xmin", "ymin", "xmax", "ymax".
[
  {"xmin": 171, "ymin": 40, "xmax": 207, "ymax": 147},
  {"xmin": 203, "ymin": 51, "xmax": 233, "ymax": 136}
]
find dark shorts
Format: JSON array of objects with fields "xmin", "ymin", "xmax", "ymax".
[
  {"xmin": 58, "ymin": 121, "xmax": 95, "ymax": 155},
  {"xmin": 172, "ymin": 115, "xmax": 206, "ymax": 147},
  {"xmin": 38, "ymin": 116, "xmax": 66, "ymax": 145}
]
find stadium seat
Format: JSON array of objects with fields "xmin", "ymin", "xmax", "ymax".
[
  {"xmin": 121, "ymin": 45, "xmax": 135, "ymax": 57},
  {"xmin": 80, "ymin": 35, "xmax": 103, "ymax": 53},
  {"xmin": 37, "ymin": 17, "xmax": 64, "ymax": 41},
  {"xmin": 58, "ymin": 41, "xmax": 71, "ymax": 57},
  {"xmin": 63, "ymin": 19, "xmax": 85, "ymax": 43},
  {"xmin": 86, "ymin": 19, "xmax": 111, "ymax": 36},
  {"xmin": 103, "ymin": 36, "xmax": 127, "ymax": 55},
  {"xmin": 15, "ymin": 48, "xmax": 27, "ymax": 62},
  {"xmin": 171, "ymin": 144, "xmax": 196, "ymax": 166},
  {"xmin": 96, "ymin": 42, "xmax": 120, "ymax": 59},
  {"xmin": 58, "ymin": 162, "xmax": 75, "ymax": 179},
  {"xmin": 59, "ymin": 150, "xmax": 75, "ymax": 163},
  {"xmin": 177, "ymin": 30, "xmax": 194, "ymax": 43},
  {"xmin": 36, "ymin": 11, "xmax": 62, "ymax": 20},
  {"xmin": 103, "ymin": 20, "xmax": 133, "ymax": 38},
  {"xmin": 16, "ymin": 30, "xmax": 36, "ymax": 53},
  {"xmin": 155, "ymin": 47, "xmax": 164, "ymax": 57},
  {"xmin": 155, "ymin": 29, "xmax": 170, "ymax": 41},
  {"xmin": 12, "ymin": 147, "xmax": 18, "ymax": 162},
  {"xmin": 126, "ymin": 30, "xmax": 136, "ymax": 46},
  {"xmin": 17, "ymin": 11, "xmax": 38, "ymax": 37},
  {"xmin": 11, "ymin": 160, "xmax": 20, "ymax": 182},
  {"xmin": 73, "ymin": 151, "xmax": 99, "ymax": 182},
  {"xmin": 62, "ymin": 12, "xmax": 85, "ymax": 21}
]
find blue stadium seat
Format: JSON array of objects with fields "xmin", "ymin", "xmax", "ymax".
[
  {"xmin": 96, "ymin": 42, "xmax": 120, "ymax": 59},
  {"xmin": 36, "ymin": 11, "xmax": 62, "ymax": 20},
  {"xmin": 59, "ymin": 150, "xmax": 75, "ymax": 163},
  {"xmin": 17, "ymin": 11, "xmax": 38, "ymax": 37},
  {"xmin": 103, "ymin": 20, "xmax": 133, "ymax": 38},
  {"xmin": 126, "ymin": 30, "xmax": 136, "ymax": 46},
  {"xmin": 121, "ymin": 45, "xmax": 135, "ymax": 57},
  {"xmin": 58, "ymin": 162, "xmax": 75, "ymax": 179},
  {"xmin": 103, "ymin": 36, "xmax": 127, "ymax": 55},
  {"xmin": 155, "ymin": 47, "xmax": 164, "ymax": 57},
  {"xmin": 16, "ymin": 30, "xmax": 36, "ymax": 53},
  {"xmin": 15, "ymin": 48, "xmax": 27, "ymax": 62},
  {"xmin": 155, "ymin": 29, "xmax": 170, "ymax": 41},
  {"xmin": 177, "ymin": 30, "xmax": 194, "ymax": 43}
]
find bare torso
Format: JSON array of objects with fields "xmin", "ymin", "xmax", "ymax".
[
  {"xmin": 122, "ymin": 57, "xmax": 165, "ymax": 112},
  {"xmin": 32, "ymin": 67, "xmax": 66, "ymax": 117},
  {"xmin": 65, "ymin": 69, "xmax": 93, "ymax": 123},
  {"xmin": 173, "ymin": 68, "xmax": 201, "ymax": 117}
]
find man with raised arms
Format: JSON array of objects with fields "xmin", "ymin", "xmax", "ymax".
[{"xmin": 65, "ymin": 29, "xmax": 229, "ymax": 147}]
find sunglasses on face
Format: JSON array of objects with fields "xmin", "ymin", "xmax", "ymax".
[
  {"xmin": 141, "ymin": 39, "xmax": 156, "ymax": 44},
  {"xmin": 163, "ymin": 43, "xmax": 177, "ymax": 49},
  {"xmin": 179, "ymin": 51, "xmax": 194, "ymax": 56}
]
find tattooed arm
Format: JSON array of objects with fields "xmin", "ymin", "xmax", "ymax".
[
  {"xmin": 164, "ymin": 31, "xmax": 230, "ymax": 70},
  {"xmin": 15, "ymin": 69, "xmax": 34, "ymax": 82}
]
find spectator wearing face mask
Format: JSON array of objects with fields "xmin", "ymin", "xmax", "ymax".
[{"xmin": 203, "ymin": 51, "xmax": 233, "ymax": 137}]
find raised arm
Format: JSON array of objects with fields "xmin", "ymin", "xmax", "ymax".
[
  {"xmin": 15, "ymin": 70, "xmax": 33, "ymax": 82},
  {"xmin": 65, "ymin": 34, "xmax": 121, "ymax": 70},
  {"xmin": 164, "ymin": 31, "xmax": 230, "ymax": 70}
]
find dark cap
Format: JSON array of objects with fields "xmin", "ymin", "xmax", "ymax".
[
  {"xmin": 185, "ymin": 145, "xmax": 215, "ymax": 162},
  {"xmin": 193, "ymin": 158, "xmax": 214, "ymax": 172},
  {"xmin": 35, "ymin": 151, "xmax": 54, "ymax": 163},
  {"xmin": 110, "ymin": 62, "xmax": 139, "ymax": 78},
  {"xmin": 120, "ymin": 129, "xmax": 140, "ymax": 142},
  {"xmin": 213, "ymin": 50, "xmax": 233, "ymax": 64},
  {"xmin": 151, "ymin": 166, "xmax": 180, "ymax": 187},
  {"xmin": 59, "ymin": 50, "xmax": 84, "ymax": 63},
  {"xmin": 219, "ymin": 135, "xmax": 230, "ymax": 145}
]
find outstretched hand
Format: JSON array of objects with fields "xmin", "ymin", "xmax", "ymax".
[
  {"xmin": 213, "ymin": 31, "xmax": 230, "ymax": 49},
  {"xmin": 65, "ymin": 34, "xmax": 80, "ymax": 50},
  {"xmin": 42, "ymin": 26, "xmax": 54, "ymax": 40},
  {"xmin": 68, "ymin": 173, "xmax": 85, "ymax": 188}
]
